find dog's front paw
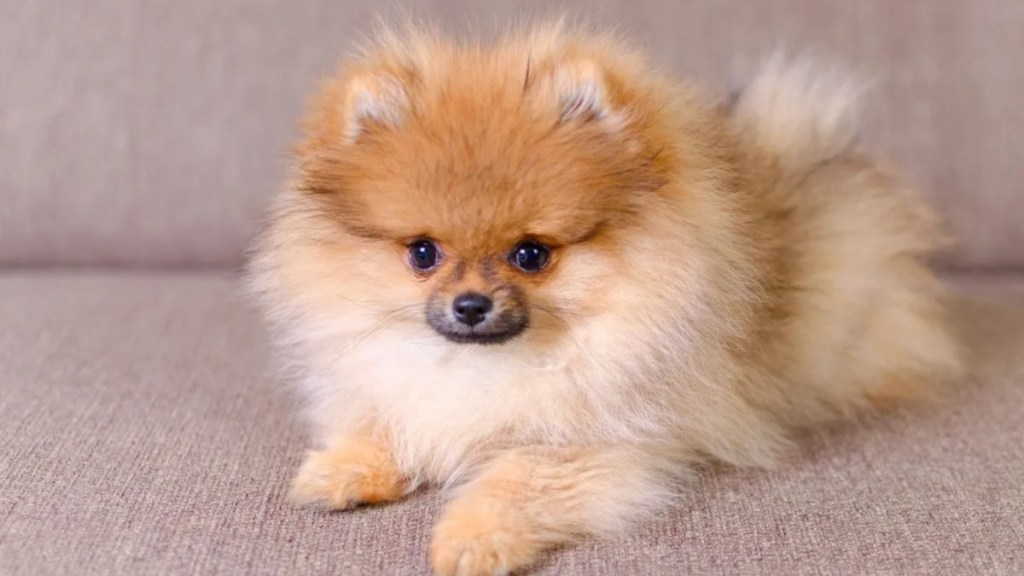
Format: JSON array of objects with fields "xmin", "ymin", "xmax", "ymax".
[
  {"xmin": 288, "ymin": 442, "xmax": 405, "ymax": 510},
  {"xmin": 430, "ymin": 499, "xmax": 541, "ymax": 576}
]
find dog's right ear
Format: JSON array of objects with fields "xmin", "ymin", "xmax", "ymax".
[{"xmin": 338, "ymin": 70, "xmax": 411, "ymax": 144}]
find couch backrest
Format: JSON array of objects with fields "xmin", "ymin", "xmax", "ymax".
[{"xmin": 2, "ymin": 0, "xmax": 1021, "ymax": 269}]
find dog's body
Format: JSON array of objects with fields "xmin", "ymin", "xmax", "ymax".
[{"xmin": 248, "ymin": 23, "xmax": 962, "ymax": 575}]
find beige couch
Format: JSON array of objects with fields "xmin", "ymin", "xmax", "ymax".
[{"xmin": 2, "ymin": 2, "xmax": 1021, "ymax": 574}]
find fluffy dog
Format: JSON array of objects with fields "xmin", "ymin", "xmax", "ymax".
[{"xmin": 248, "ymin": 22, "xmax": 963, "ymax": 576}]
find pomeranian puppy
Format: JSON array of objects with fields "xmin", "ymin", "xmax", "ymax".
[{"xmin": 248, "ymin": 21, "xmax": 963, "ymax": 576}]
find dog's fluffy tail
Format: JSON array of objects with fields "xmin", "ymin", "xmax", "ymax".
[{"xmin": 729, "ymin": 56, "xmax": 866, "ymax": 173}]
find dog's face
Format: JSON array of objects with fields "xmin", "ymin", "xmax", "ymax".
[{"xmin": 293, "ymin": 48, "xmax": 668, "ymax": 346}]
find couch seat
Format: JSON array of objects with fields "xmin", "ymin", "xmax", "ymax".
[{"xmin": 1, "ymin": 272, "xmax": 1021, "ymax": 575}]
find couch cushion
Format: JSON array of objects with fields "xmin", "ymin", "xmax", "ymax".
[
  {"xmin": 0, "ymin": 272, "xmax": 1022, "ymax": 575},
  {"xmin": 2, "ymin": 1, "xmax": 1022, "ymax": 268}
]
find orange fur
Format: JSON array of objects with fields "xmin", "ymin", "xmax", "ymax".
[
  {"xmin": 289, "ymin": 434, "xmax": 407, "ymax": 509},
  {"xmin": 248, "ymin": 21, "xmax": 964, "ymax": 575}
]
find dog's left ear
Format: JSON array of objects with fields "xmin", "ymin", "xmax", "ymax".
[
  {"xmin": 555, "ymin": 60, "xmax": 610, "ymax": 122},
  {"xmin": 535, "ymin": 58, "xmax": 627, "ymax": 130}
]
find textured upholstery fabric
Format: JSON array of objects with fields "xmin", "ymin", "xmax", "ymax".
[
  {"xmin": 1, "ymin": 0, "xmax": 1022, "ymax": 268},
  {"xmin": 1, "ymin": 273, "xmax": 1022, "ymax": 575}
]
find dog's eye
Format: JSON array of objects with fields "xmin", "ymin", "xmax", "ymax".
[
  {"xmin": 510, "ymin": 241, "xmax": 550, "ymax": 273},
  {"xmin": 408, "ymin": 239, "xmax": 441, "ymax": 271}
]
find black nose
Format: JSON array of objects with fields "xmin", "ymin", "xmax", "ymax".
[{"xmin": 452, "ymin": 292, "xmax": 492, "ymax": 326}]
